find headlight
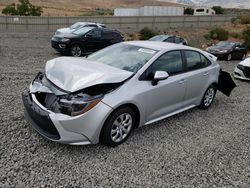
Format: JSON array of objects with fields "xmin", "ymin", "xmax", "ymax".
[
  {"xmin": 219, "ymin": 50, "xmax": 228, "ymax": 53},
  {"xmin": 60, "ymin": 38, "xmax": 70, "ymax": 42},
  {"xmin": 237, "ymin": 64, "xmax": 245, "ymax": 71},
  {"xmin": 59, "ymin": 93, "xmax": 103, "ymax": 116}
]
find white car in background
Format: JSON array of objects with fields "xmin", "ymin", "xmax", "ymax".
[
  {"xmin": 234, "ymin": 56, "xmax": 250, "ymax": 80},
  {"xmin": 55, "ymin": 22, "xmax": 106, "ymax": 35}
]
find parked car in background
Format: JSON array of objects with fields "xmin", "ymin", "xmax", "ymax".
[
  {"xmin": 22, "ymin": 41, "xmax": 236, "ymax": 147},
  {"xmin": 149, "ymin": 35, "xmax": 188, "ymax": 45},
  {"xmin": 55, "ymin": 22, "xmax": 106, "ymax": 35},
  {"xmin": 206, "ymin": 41, "xmax": 247, "ymax": 61},
  {"xmin": 234, "ymin": 56, "xmax": 250, "ymax": 80},
  {"xmin": 51, "ymin": 27, "xmax": 124, "ymax": 56}
]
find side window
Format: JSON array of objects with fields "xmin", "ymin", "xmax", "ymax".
[
  {"xmin": 86, "ymin": 24, "xmax": 98, "ymax": 28},
  {"xmin": 89, "ymin": 30, "xmax": 101, "ymax": 38},
  {"xmin": 175, "ymin": 37, "xmax": 182, "ymax": 44},
  {"xmin": 200, "ymin": 54, "xmax": 211, "ymax": 67},
  {"xmin": 150, "ymin": 51, "xmax": 183, "ymax": 76},
  {"xmin": 102, "ymin": 31, "xmax": 113, "ymax": 39},
  {"xmin": 185, "ymin": 51, "xmax": 209, "ymax": 71},
  {"xmin": 165, "ymin": 37, "xmax": 174, "ymax": 43}
]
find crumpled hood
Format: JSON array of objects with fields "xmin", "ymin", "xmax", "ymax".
[
  {"xmin": 239, "ymin": 57, "xmax": 250, "ymax": 67},
  {"xmin": 45, "ymin": 57, "xmax": 133, "ymax": 92}
]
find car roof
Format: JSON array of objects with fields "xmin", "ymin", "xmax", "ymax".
[
  {"xmin": 76, "ymin": 22, "xmax": 105, "ymax": 26},
  {"xmin": 125, "ymin": 41, "xmax": 196, "ymax": 51}
]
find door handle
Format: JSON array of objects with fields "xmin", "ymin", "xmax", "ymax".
[
  {"xmin": 203, "ymin": 72, "xmax": 209, "ymax": 76},
  {"xmin": 178, "ymin": 79, "xmax": 186, "ymax": 84}
]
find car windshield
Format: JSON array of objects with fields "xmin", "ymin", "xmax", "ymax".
[
  {"xmin": 70, "ymin": 22, "xmax": 84, "ymax": 30},
  {"xmin": 72, "ymin": 27, "xmax": 94, "ymax": 35},
  {"xmin": 149, "ymin": 35, "xmax": 168, "ymax": 41},
  {"xmin": 216, "ymin": 41, "xmax": 235, "ymax": 48},
  {"xmin": 87, "ymin": 43, "xmax": 158, "ymax": 73}
]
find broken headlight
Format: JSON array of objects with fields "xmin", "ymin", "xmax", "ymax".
[
  {"xmin": 237, "ymin": 64, "xmax": 245, "ymax": 71},
  {"xmin": 59, "ymin": 93, "xmax": 103, "ymax": 116}
]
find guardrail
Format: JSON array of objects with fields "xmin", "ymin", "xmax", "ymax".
[{"xmin": 0, "ymin": 15, "xmax": 236, "ymax": 32}]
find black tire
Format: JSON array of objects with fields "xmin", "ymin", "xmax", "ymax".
[
  {"xmin": 198, "ymin": 85, "xmax": 217, "ymax": 110},
  {"xmin": 70, "ymin": 44, "xmax": 83, "ymax": 57},
  {"xmin": 226, "ymin": 53, "xmax": 232, "ymax": 61},
  {"xmin": 241, "ymin": 53, "xmax": 246, "ymax": 60},
  {"xmin": 100, "ymin": 106, "xmax": 135, "ymax": 147}
]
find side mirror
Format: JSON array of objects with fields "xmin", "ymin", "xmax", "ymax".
[
  {"xmin": 85, "ymin": 33, "xmax": 92, "ymax": 38},
  {"xmin": 152, "ymin": 71, "xmax": 169, "ymax": 86},
  {"xmin": 235, "ymin": 46, "xmax": 240, "ymax": 50}
]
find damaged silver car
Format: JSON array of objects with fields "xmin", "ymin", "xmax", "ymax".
[{"xmin": 22, "ymin": 41, "xmax": 236, "ymax": 147}]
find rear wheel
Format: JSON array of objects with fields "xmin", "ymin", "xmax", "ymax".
[
  {"xmin": 100, "ymin": 107, "xmax": 135, "ymax": 147},
  {"xmin": 199, "ymin": 85, "xmax": 217, "ymax": 110},
  {"xmin": 70, "ymin": 44, "xmax": 83, "ymax": 57},
  {"xmin": 227, "ymin": 53, "xmax": 232, "ymax": 61}
]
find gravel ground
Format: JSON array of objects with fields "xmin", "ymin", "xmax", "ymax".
[{"xmin": 0, "ymin": 32, "xmax": 250, "ymax": 187}]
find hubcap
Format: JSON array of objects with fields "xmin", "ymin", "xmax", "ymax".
[
  {"xmin": 111, "ymin": 113, "xmax": 132, "ymax": 143},
  {"xmin": 204, "ymin": 88, "xmax": 215, "ymax": 107},
  {"xmin": 71, "ymin": 46, "xmax": 82, "ymax": 57},
  {"xmin": 227, "ymin": 54, "xmax": 232, "ymax": 61}
]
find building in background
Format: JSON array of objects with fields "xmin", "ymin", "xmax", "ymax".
[
  {"xmin": 114, "ymin": 6, "xmax": 184, "ymax": 16},
  {"xmin": 193, "ymin": 7, "xmax": 216, "ymax": 15}
]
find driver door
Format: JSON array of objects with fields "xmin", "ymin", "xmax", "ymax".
[{"xmin": 140, "ymin": 50, "xmax": 187, "ymax": 122}]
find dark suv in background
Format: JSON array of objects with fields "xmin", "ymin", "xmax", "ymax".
[{"xmin": 51, "ymin": 27, "xmax": 124, "ymax": 56}]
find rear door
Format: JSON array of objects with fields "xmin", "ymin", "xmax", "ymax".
[
  {"xmin": 182, "ymin": 50, "xmax": 213, "ymax": 106},
  {"xmin": 84, "ymin": 28, "xmax": 102, "ymax": 52}
]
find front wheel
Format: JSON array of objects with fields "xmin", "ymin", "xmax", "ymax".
[
  {"xmin": 199, "ymin": 85, "xmax": 217, "ymax": 110},
  {"xmin": 70, "ymin": 44, "xmax": 83, "ymax": 57},
  {"xmin": 100, "ymin": 107, "xmax": 135, "ymax": 147},
  {"xmin": 241, "ymin": 53, "xmax": 246, "ymax": 60}
]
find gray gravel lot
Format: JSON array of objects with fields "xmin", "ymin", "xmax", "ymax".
[{"xmin": 0, "ymin": 32, "xmax": 250, "ymax": 187}]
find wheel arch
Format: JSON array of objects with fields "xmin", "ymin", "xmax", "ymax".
[{"xmin": 99, "ymin": 103, "xmax": 141, "ymax": 142}]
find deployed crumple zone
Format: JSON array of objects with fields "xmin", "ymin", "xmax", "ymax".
[{"xmin": 29, "ymin": 72, "xmax": 126, "ymax": 116}]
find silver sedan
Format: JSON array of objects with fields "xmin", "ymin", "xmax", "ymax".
[{"xmin": 22, "ymin": 41, "xmax": 235, "ymax": 147}]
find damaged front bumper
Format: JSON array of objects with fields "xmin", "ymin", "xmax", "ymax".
[
  {"xmin": 234, "ymin": 65, "xmax": 250, "ymax": 81},
  {"xmin": 22, "ymin": 74, "xmax": 113, "ymax": 145}
]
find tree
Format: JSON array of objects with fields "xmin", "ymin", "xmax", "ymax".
[
  {"xmin": 2, "ymin": 3, "xmax": 18, "ymax": 15},
  {"xmin": 242, "ymin": 27, "xmax": 250, "ymax": 51},
  {"xmin": 1, "ymin": 0, "xmax": 43, "ymax": 16},
  {"xmin": 184, "ymin": 7, "xmax": 194, "ymax": 15},
  {"xmin": 212, "ymin": 6, "xmax": 224, "ymax": 14}
]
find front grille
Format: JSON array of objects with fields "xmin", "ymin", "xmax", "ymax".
[
  {"xmin": 51, "ymin": 41, "xmax": 59, "ymax": 49},
  {"xmin": 242, "ymin": 67, "xmax": 250, "ymax": 78},
  {"xmin": 22, "ymin": 93, "xmax": 60, "ymax": 140}
]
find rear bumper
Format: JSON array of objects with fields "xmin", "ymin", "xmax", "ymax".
[{"xmin": 22, "ymin": 91, "xmax": 112, "ymax": 145}]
